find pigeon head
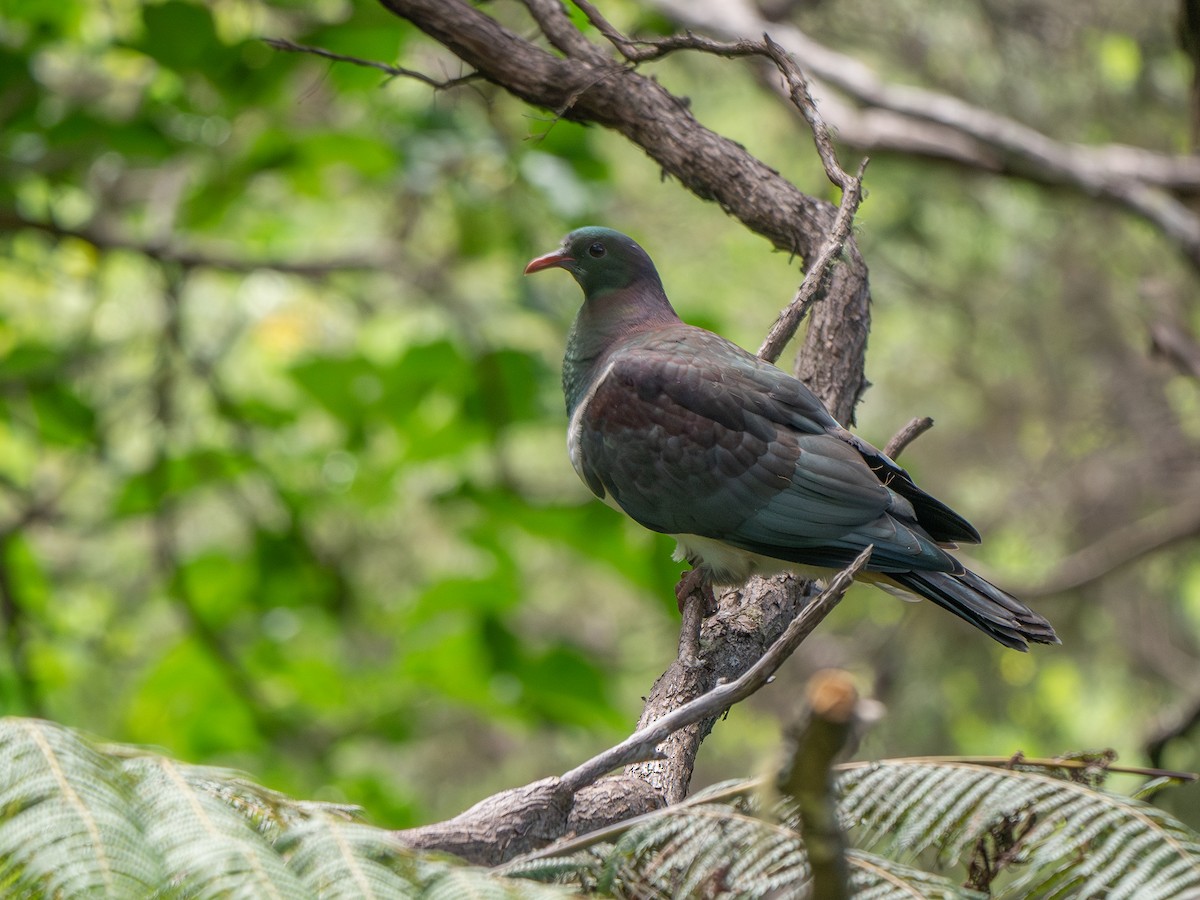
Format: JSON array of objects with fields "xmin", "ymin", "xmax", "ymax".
[{"xmin": 524, "ymin": 227, "xmax": 663, "ymax": 299}]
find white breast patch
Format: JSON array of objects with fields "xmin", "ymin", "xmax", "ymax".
[{"xmin": 567, "ymin": 358, "xmax": 617, "ymax": 483}]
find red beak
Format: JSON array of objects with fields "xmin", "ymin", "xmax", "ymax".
[{"xmin": 524, "ymin": 249, "xmax": 574, "ymax": 275}]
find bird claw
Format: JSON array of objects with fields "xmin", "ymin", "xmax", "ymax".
[
  {"xmin": 674, "ymin": 567, "xmax": 717, "ymax": 616},
  {"xmin": 674, "ymin": 567, "xmax": 716, "ymax": 667}
]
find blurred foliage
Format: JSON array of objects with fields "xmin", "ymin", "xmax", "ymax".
[
  {"xmin": 1, "ymin": 0, "xmax": 1198, "ymax": 841},
  {"xmin": 3, "ymin": 716, "xmax": 1194, "ymax": 897}
]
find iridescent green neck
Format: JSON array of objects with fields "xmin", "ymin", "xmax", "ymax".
[{"xmin": 562, "ymin": 284, "xmax": 679, "ymax": 415}]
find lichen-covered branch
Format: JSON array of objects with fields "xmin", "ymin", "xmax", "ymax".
[
  {"xmin": 377, "ymin": 0, "xmax": 871, "ymax": 420},
  {"xmin": 373, "ymin": 0, "xmax": 874, "ymax": 859},
  {"xmin": 394, "ymin": 554, "xmax": 869, "ymax": 864}
]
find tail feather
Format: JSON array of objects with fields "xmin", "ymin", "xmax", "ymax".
[{"xmin": 888, "ymin": 568, "xmax": 1059, "ymax": 651}]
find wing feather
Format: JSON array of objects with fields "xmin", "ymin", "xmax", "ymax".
[{"xmin": 573, "ymin": 326, "xmax": 961, "ymax": 575}]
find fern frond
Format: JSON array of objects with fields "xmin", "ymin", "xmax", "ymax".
[
  {"xmin": 846, "ymin": 849, "xmax": 984, "ymax": 899},
  {"xmin": 276, "ymin": 813, "xmax": 419, "ymax": 899},
  {"xmin": 420, "ymin": 866, "xmax": 573, "ymax": 899},
  {"xmin": 122, "ymin": 755, "xmax": 312, "ymax": 898},
  {"xmin": 0, "ymin": 718, "xmax": 165, "ymax": 898},
  {"xmin": 500, "ymin": 852, "xmax": 601, "ymax": 886},
  {"xmin": 0, "ymin": 717, "xmax": 571, "ymax": 899},
  {"xmin": 837, "ymin": 759, "xmax": 1200, "ymax": 899},
  {"xmin": 529, "ymin": 793, "xmax": 811, "ymax": 898}
]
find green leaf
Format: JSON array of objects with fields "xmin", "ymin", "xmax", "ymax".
[
  {"xmin": 847, "ymin": 849, "xmax": 984, "ymax": 899},
  {"xmin": 134, "ymin": 1, "xmax": 230, "ymax": 73},
  {"xmin": 0, "ymin": 719, "xmax": 164, "ymax": 897},
  {"xmin": 515, "ymin": 641, "xmax": 622, "ymax": 728},
  {"xmin": 252, "ymin": 528, "xmax": 344, "ymax": 612},
  {"xmin": 0, "ymin": 342, "xmax": 60, "ymax": 380},
  {"xmin": 112, "ymin": 449, "xmax": 250, "ymax": 516},
  {"xmin": 289, "ymin": 355, "xmax": 383, "ymax": 425},
  {"xmin": 179, "ymin": 551, "xmax": 254, "ymax": 625},
  {"xmin": 1, "ymin": 0, "xmax": 86, "ymax": 35},
  {"xmin": 1096, "ymin": 32, "xmax": 1142, "ymax": 92},
  {"xmin": 125, "ymin": 641, "xmax": 262, "ymax": 757},
  {"xmin": 297, "ymin": 133, "xmax": 396, "ymax": 180},
  {"xmin": 467, "ymin": 349, "xmax": 552, "ymax": 428},
  {"xmin": 0, "ymin": 717, "xmax": 575, "ymax": 897},
  {"xmin": 2, "ymin": 533, "xmax": 50, "ymax": 616},
  {"xmin": 29, "ymin": 382, "xmax": 95, "ymax": 445}
]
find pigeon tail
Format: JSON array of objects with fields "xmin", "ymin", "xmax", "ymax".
[{"xmin": 887, "ymin": 568, "xmax": 1060, "ymax": 652}]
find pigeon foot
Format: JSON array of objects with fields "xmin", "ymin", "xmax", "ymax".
[
  {"xmin": 675, "ymin": 566, "xmax": 717, "ymax": 668},
  {"xmin": 674, "ymin": 567, "xmax": 717, "ymax": 616}
]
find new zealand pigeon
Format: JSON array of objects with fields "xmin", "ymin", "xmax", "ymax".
[{"xmin": 524, "ymin": 226, "xmax": 1058, "ymax": 651}]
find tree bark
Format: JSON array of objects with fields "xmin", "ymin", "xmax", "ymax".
[{"xmin": 377, "ymin": 0, "xmax": 873, "ymax": 859}]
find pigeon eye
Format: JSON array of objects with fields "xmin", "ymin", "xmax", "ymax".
[{"xmin": 588, "ymin": 242, "xmax": 606, "ymax": 258}]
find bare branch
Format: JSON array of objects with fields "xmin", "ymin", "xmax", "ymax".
[
  {"xmin": 760, "ymin": 35, "xmax": 852, "ymax": 189},
  {"xmin": 559, "ymin": 15, "xmax": 854, "ymax": 191},
  {"xmin": 574, "ymin": 0, "xmax": 760, "ymax": 63},
  {"xmin": 562, "ymin": 547, "xmax": 869, "ymax": 793},
  {"xmin": 883, "ymin": 416, "xmax": 935, "ymax": 460},
  {"xmin": 648, "ymin": 0, "xmax": 1200, "ymax": 272},
  {"xmin": 395, "ymin": 777, "xmax": 573, "ymax": 865},
  {"xmin": 0, "ymin": 208, "xmax": 386, "ymax": 277},
  {"xmin": 1150, "ymin": 319, "xmax": 1200, "ymax": 380},
  {"xmin": 540, "ymin": 11, "xmax": 870, "ymax": 369},
  {"xmin": 774, "ymin": 670, "xmax": 863, "ymax": 900},
  {"xmin": 395, "ymin": 549, "xmax": 871, "ymax": 863},
  {"xmin": 1146, "ymin": 696, "xmax": 1200, "ymax": 769},
  {"xmin": 263, "ymin": 37, "xmax": 479, "ymax": 88},
  {"xmin": 1021, "ymin": 496, "xmax": 1200, "ymax": 597},
  {"xmin": 522, "ymin": 0, "xmax": 608, "ymax": 62},
  {"xmin": 759, "ymin": 158, "xmax": 867, "ymax": 364},
  {"xmin": 379, "ymin": 0, "xmax": 875, "ymax": 848}
]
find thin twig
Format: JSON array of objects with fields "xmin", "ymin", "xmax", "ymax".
[
  {"xmin": 647, "ymin": 0, "xmax": 1200, "ymax": 273},
  {"xmin": 263, "ymin": 37, "xmax": 480, "ymax": 89},
  {"xmin": 558, "ymin": 546, "xmax": 872, "ymax": 793},
  {"xmin": 0, "ymin": 209, "xmax": 386, "ymax": 276},
  {"xmin": 569, "ymin": 7, "xmax": 853, "ymax": 193},
  {"xmin": 883, "ymin": 416, "xmax": 935, "ymax": 460},
  {"xmin": 524, "ymin": 0, "xmax": 608, "ymax": 62},
  {"xmin": 761, "ymin": 35, "xmax": 851, "ymax": 189},
  {"xmin": 758, "ymin": 157, "xmax": 868, "ymax": 364},
  {"xmin": 753, "ymin": 41, "xmax": 867, "ymax": 363},
  {"xmin": 574, "ymin": 0, "xmax": 758, "ymax": 63},
  {"xmin": 1150, "ymin": 319, "xmax": 1200, "ymax": 380},
  {"xmin": 1146, "ymin": 697, "xmax": 1200, "ymax": 769}
]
